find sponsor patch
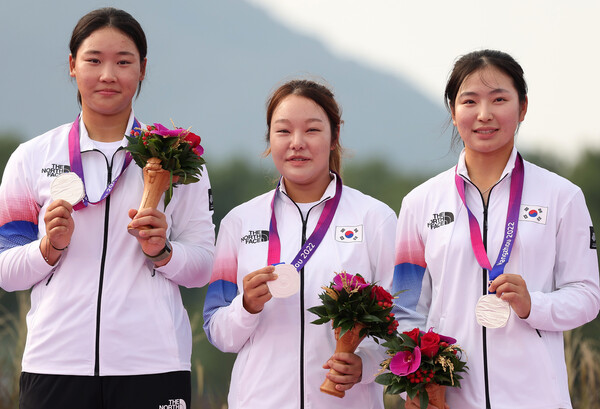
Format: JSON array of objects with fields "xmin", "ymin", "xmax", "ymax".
[
  {"xmin": 519, "ymin": 205, "xmax": 548, "ymax": 225},
  {"xmin": 427, "ymin": 212, "xmax": 454, "ymax": 230},
  {"xmin": 241, "ymin": 230, "xmax": 269, "ymax": 244},
  {"xmin": 591, "ymin": 227, "xmax": 597, "ymax": 250},
  {"xmin": 336, "ymin": 225, "xmax": 363, "ymax": 242},
  {"xmin": 208, "ymin": 188, "xmax": 214, "ymax": 211}
]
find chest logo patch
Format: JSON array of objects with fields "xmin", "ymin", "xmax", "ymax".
[
  {"xmin": 519, "ymin": 205, "xmax": 548, "ymax": 225},
  {"xmin": 241, "ymin": 230, "xmax": 269, "ymax": 244},
  {"xmin": 336, "ymin": 225, "xmax": 363, "ymax": 242},
  {"xmin": 427, "ymin": 212, "xmax": 454, "ymax": 230},
  {"xmin": 41, "ymin": 164, "xmax": 70, "ymax": 178}
]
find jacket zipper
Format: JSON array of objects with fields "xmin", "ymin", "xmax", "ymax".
[
  {"xmin": 481, "ymin": 198, "xmax": 491, "ymax": 409},
  {"xmin": 282, "ymin": 191, "xmax": 329, "ymax": 409},
  {"xmin": 464, "ymin": 173, "xmax": 510, "ymax": 409},
  {"xmin": 93, "ymin": 148, "xmax": 121, "ymax": 376},
  {"xmin": 300, "ymin": 214, "xmax": 307, "ymax": 409}
]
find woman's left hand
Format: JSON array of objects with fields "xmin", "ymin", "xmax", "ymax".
[
  {"xmin": 322, "ymin": 352, "xmax": 362, "ymax": 392},
  {"xmin": 488, "ymin": 273, "xmax": 531, "ymax": 318},
  {"xmin": 128, "ymin": 208, "xmax": 170, "ymax": 263}
]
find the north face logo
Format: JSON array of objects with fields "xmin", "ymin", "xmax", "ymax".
[
  {"xmin": 241, "ymin": 230, "xmax": 269, "ymax": 244},
  {"xmin": 41, "ymin": 164, "xmax": 70, "ymax": 177},
  {"xmin": 158, "ymin": 399, "xmax": 186, "ymax": 409},
  {"xmin": 427, "ymin": 212, "xmax": 454, "ymax": 229}
]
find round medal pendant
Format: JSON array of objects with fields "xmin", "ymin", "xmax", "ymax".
[
  {"xmin": 267, "ymin": 264, "xmax": 300, "ymax": 298},
  {"xmin": 50, "ymin": 172, "xmax": 85, "ymax": 206},
  {"xmin": 475, "ymin": 294, "xmax": 511, "ymax": 328}
]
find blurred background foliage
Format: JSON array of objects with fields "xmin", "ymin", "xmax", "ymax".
[{"xmin": 0, "ymin": 132, "xmax": 598, "ymax": 408}]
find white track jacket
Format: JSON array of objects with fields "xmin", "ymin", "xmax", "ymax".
[
  {"xmin": 0, "ymin": 113, "xmax": 215, "ymax": 376},
  {"xmin": 203, "ymin": 175, "xmax": 397, "ymax": 409},
  {"xmin": 393, "ymin": 148, "xmax": 600, "ymax": 409}
]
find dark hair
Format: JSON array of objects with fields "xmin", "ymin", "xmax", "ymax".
[
  {"xmin": 444, "ymin": 49, "xmax": 528, "ymax": 146},
  {"xmin": 265, "ymin": 79, "xmax": 343, "ymax": 174},
  {"xmin": 70, "ymin": 7, "xmax": 147, "ymax": 104}
]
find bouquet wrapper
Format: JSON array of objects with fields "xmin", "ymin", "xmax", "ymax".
[
  {"xmin": 425, "ymin": 383, "xmax": 447, "ymax": 409},
  {"xmin": 127, "ymin": 157, "xmax": 171, "ymax": 237},
  {"xmin": 320, "ymin": 323, "xmax": 366, "ymax": 398},
  {"xmin": 409, "ymin": 384, "xmax": 447, "ymax": 409}
]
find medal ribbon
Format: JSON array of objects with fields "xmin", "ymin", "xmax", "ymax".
[
  {"xmin": 267, "ymin": 173, "xmax": 342, "ymax": 271},
  {"xmin": 454, "ymin": 153, "xmax": 524, "ymax": 292},
  {"xmin": 68, "ymin": 115, "xmax": 138, "ymax": 211}
]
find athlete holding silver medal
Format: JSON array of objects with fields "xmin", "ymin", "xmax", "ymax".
[
  {"xmin": 393, "ymin": 50, "xmax": 600, "ymax": 409},
  {"xmin": 203, "ymin": 79, "xmax": 396, "ymax": 409},
  {"xmin": 0, "ymin": 8, "xmax": 215, "ymax": 408}
]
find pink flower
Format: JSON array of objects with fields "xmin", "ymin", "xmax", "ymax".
[
  {"xmin": 193, "ymin": 145, "xmax": 204, "ymax": 157},
  {"xmin": 149, "ymin": 123, "xmax": 186, "ymax": 138},
  {"xmin": 390, "ymin": 347, "xmax": 421, "ymax": 376},
  {"xmin": 439, "ymin": 333, "xmax": 457, "ymax": 345},
  {"xmin": 332, "ymin": 272, "xmax": 368, "ymax": 292}
]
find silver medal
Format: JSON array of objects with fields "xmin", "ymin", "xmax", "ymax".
[
  {"xmin": 50, "ymin": 172, "xmax": 85, "ymax": 206},
  {"xmin": 475, "ymin": 294, "xmax": 511, "ymax": 328},
  {"xmin": 267, "ymin": 264, "xmax": 300, "ymax": 298}
]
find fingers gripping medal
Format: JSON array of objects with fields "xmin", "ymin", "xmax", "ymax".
[
  {"xmin": 475, "ymin": 294, "xmax": 511, "ymax": 328},
  {"xmin": 267, "ymin": 264, "xmax": 300, "ymax": 298},
  {"xmin": 50, "ymin": 172, "xmax": 85, "ymax": 205}
]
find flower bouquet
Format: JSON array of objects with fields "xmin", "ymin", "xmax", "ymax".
[
  {"xmin": 308, "ymin": 272, "xmax": 398, "ymax": 398},
  {"xmin": 125, "ymin": 123, "xmax": 205, "ymax": 234},
  {"xmin": 375, "ymin": 328, "xmax": 467, "ymax": 409}
]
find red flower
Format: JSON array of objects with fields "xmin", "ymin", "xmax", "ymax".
[
  {"xmin": 184, "ymin": 131, "xmax": 201, "ymax": 148},
  {"xmin": 370, "ymin": 285, "xmax": 393, "ymax": 306},
  {"xmin": 420, "ymin": 330, "xmax": 441, "ymax": 358},
  {"xmin": 404, "ymin": 328, "xmax": 420, "ymax": 344}
]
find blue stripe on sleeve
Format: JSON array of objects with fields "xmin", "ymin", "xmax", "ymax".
[
  {"xmin": 0, "ymin": 220, "xmax": 39, "ymax": 254},
  {"xmin": 203, "ymin": 279, "xmax": 238, "ymax": 342},
  {"xmin": 393, "ymin": 262, "xmax": 426, "ymax": 311}
]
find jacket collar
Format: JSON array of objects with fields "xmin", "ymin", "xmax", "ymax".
[
  {"xmin": 277, "ymin": 171, "xmax": 339, "ymax": 204},
  {"xmin": 78, "ymin": 110, "xmax": 137, "ymax": 152},
  {"xmin": 456, "ymin": 147, "xmax": 519, "ymax": 184}
]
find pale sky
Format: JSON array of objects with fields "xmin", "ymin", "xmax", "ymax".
[{"xmin": 247, "ymin": 0, "xmax": 600, "ymax": 163}]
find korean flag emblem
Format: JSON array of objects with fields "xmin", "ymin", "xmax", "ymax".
[
  {"xmin": 519, "ymin": 205, "xmax": 548, "ymax": 225},
  {"xmin": 336, "ymin": 225, "xmax": 363, "ymax": 242}
]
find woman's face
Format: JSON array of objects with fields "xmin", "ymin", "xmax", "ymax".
[
  {"xmin": 69, "ymin": 27, "xmax": 146, "ymax": 119},
  {"xmin": 269, "ymin": 94, "xmax": 335, "ymax": 202},
  {"xmin": 452, "ymin": 66, "xmax": 527, "ymax": 158}
]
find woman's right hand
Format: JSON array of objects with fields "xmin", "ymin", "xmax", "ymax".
[
  {"xmin": 242, "ymin": 266, "xmax": 277, "ymax": 314},
  {"xmin": 41, "ymin": 199, "xmax": 74, "ymax": 265}
]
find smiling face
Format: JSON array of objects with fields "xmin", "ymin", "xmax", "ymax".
[
  {"xmin": 269, "ymin": 94, "xmax": 335, "ymax": 202},
  {"xmin": 452, "ymin": 65, "xmax": 527, "ymax": 160},
  {"xmin": 69, "ymin": 26, "xmax": 146, "ymax": 120}
]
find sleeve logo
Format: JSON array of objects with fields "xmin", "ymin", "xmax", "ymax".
[
  {"xmin": 591, "ymin": 227, "xmax": 597, "ymax": 250},
  {"xmin": 208, "ymin": 188, "xmax": 214, "ymax": 211}
]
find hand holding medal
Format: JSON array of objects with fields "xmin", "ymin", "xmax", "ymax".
[{"xmin": 42, "ymin": 172, "xmax": 84, "ymax": 264}]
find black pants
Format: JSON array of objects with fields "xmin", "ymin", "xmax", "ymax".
[{"xmin": 19, "ymin": 371, "xmax": 191, "ymax": 409}]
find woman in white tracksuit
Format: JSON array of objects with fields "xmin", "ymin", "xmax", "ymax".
[
  {"xmin": 394, "ymin": 49, "xmax": 600, "ymax": 409},
  {"xmin": 0, "ymin": 8, "xmax": 214, "ymax": 408},
  {"xmin": 203, "ymin": 79, "xmax": 397, "ymax": 409}
]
